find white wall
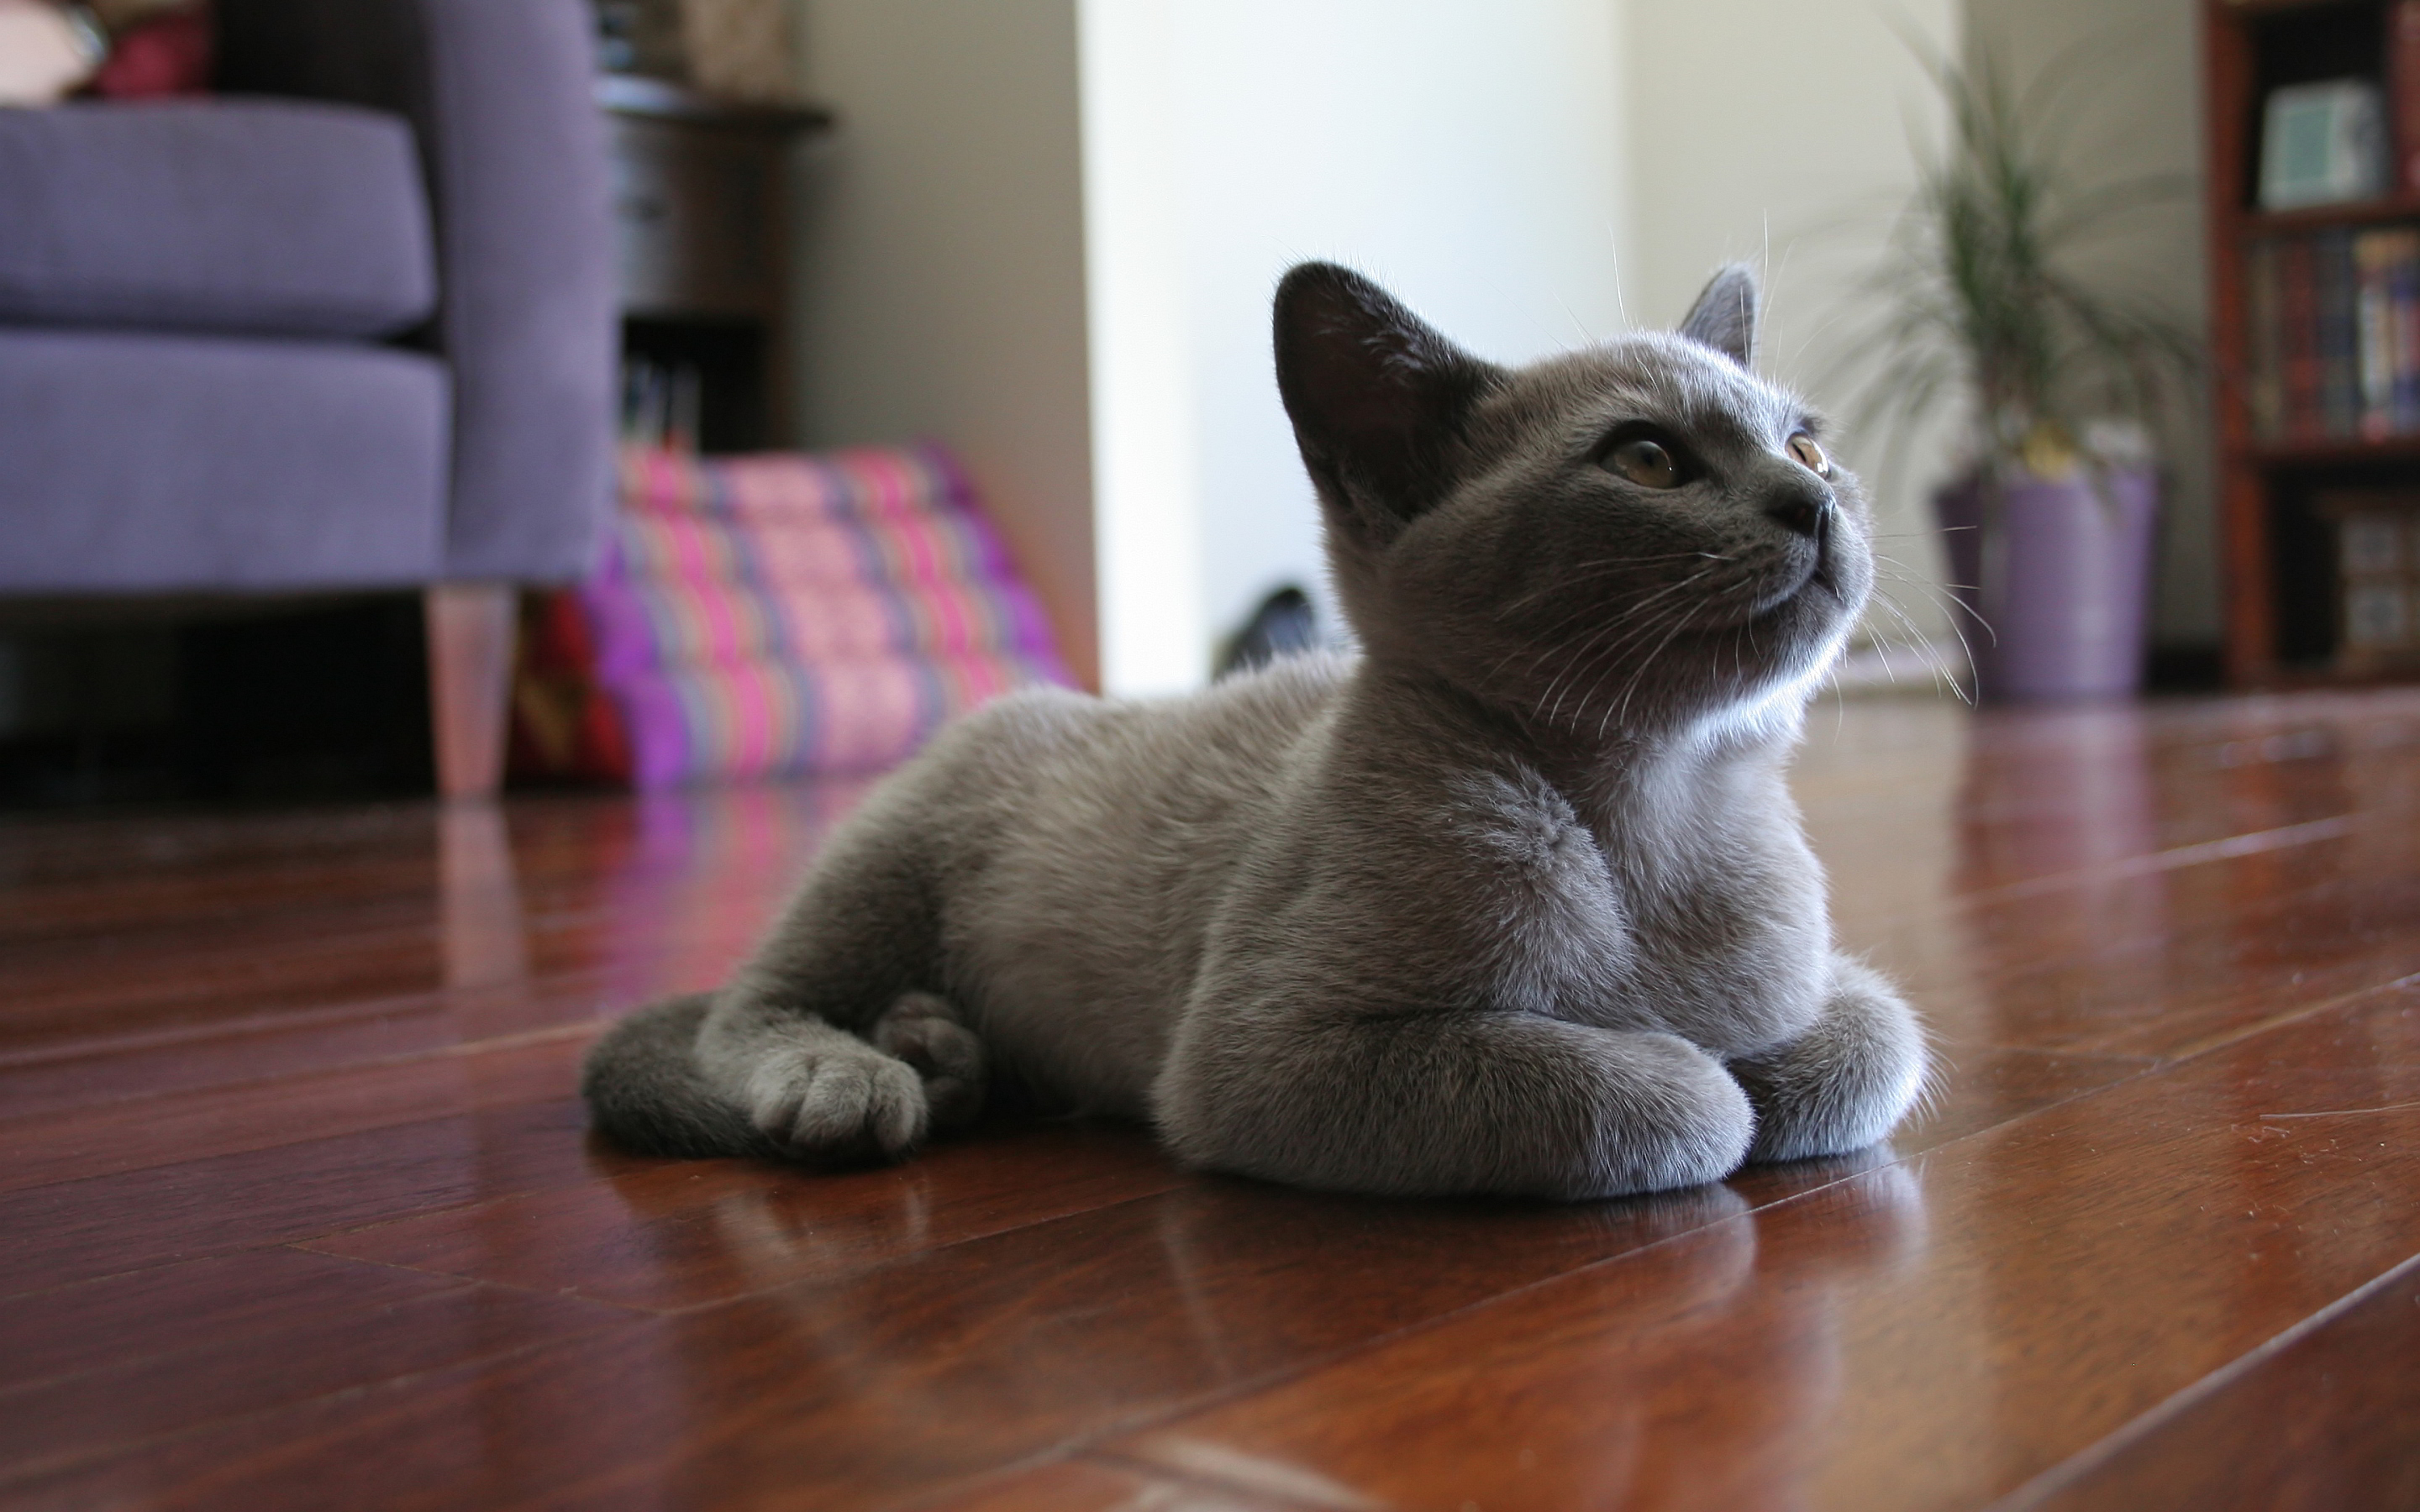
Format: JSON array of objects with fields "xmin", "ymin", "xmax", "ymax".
[
  {"xmin": 1081, "ymin": 0, "xmax": 1632, "ymax": 695},
  {"xmin": 1623, "ymin": 0, "xmax": 1964, "ymax": 650},
  {"xmin": 787, "ymin": 1, "xmax": 1100, "ymax": 687}
]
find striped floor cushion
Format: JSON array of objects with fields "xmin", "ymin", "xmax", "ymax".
[{"xmin": 514, "ymin": 444, "xmax": 1074, "ymax": 788}]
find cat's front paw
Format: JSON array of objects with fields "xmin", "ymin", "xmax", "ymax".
[
  {"xmin": 1733, "ymin": 958, "xmax": 1928, "ymax": 1163},
  {"xmin": 741, "ymin": 1037, "xmax": 928, "ymax": 1161}
]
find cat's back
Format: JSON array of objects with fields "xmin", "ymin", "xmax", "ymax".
[{"xmin": 932, "ymin": 647, "xmax": 1346, "ymax": 813}]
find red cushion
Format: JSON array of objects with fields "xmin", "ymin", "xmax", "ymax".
[{"xmin": 92, "ymin": 3, "xmax": 210, "ymax": 98}]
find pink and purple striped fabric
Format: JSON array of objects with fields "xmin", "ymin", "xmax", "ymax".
[{"xmin": 518, "ymin": 444, "xmax": 1073, "ymax": 788}]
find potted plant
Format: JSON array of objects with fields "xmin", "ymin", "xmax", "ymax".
[{"xmin": 1847, "ymin": 43, "xmax": 2199, "ymax": 701}]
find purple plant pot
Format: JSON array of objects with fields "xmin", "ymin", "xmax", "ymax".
[{"xmin": 1933, "ymin": 465, "xmax": 2159, "ymax": 701}]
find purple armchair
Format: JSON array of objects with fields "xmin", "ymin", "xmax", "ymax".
[{"xmin": 0, "ymin": 0, "xmax": 617, "ymax": 796}]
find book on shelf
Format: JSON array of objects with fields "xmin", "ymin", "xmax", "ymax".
[{"xmin": 2245, "ymin": 223, "xmax": 2420, "ymax": 444}]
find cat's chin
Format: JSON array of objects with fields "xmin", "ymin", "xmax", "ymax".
[
  {"xmin": 1676, "ymin": 575, "xmax": 1857, "ymax": 701},
  {"xmin": 1703, "ymin": 564, "xmax": 1850, "ymax": 642}
]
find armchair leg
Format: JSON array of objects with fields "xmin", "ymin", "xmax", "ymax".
[{"xmin": 425, "ymin": 583, "xmax": 516, "ymax": 801}]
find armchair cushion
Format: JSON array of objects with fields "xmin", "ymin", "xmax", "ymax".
[
  {"xmin": 0, "ymin": 327, "xmax": 450, "ymax": 591},
  {"xmin": 216, "ymin": 0, "xmax": 617, "ymax": 580},
  {"xmin": 0, "ymin": 98, "xmax": 436, "ymax": 339}
]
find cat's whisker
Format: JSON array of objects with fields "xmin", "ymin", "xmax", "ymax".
[
  {"xmin": 1487, "ymin": 557, "xmax": 1738, "ymax": 673},
  {"xmin": 1577, "ymin": 617, "xmax": 1674, "ymax": 742},
  {"xmin": 1485, "ymin": 573, "xmax": 1688, "ymax": 680},
  {"xmin": 1867, "ymin": 555, "xmax": 1996, "ymax": 643},
  {"xmin": 1547, "ymin": 574, "xmax": 1732, "ymax": 727},
  {"xmin": 1533, "ymin": 568, "xmax": 1720, "ymax": 719},
  {"xmin": 1605, "ymin": 596, "xmax": 1714, "ymax": 737},
  {"xmin": 1861, "ymin": 561, "xmax": 1993, "ymax": 691},
  {"xmin": 1870, "ymin": 551, "xmax": 1981, "ymax": 596},
  {"xmin": 1497, "ymin": 575, "xmax": 1697, "ymax": 677},
  {"xmin": 1891, "ymin": 575, "xmax": 1996, "ymax": 663},
  {"xmin": 1548, "ymin": 593, "xmax": 1693, "ymax": 734},
  {"xmin": 1520, "ymin": 591, "xmax": 1679, "ymax": 711},
  {"xmin": 1498, "ymin": 549, "xmax": 1734, "ymax": 614},
  {"xmin": 1865, "ymin": 583, "xmax": 1977, "ymax": 706},
  {"xmin": 1613, "ymin": 601, "xmax": 1708, "ymax": 732}
]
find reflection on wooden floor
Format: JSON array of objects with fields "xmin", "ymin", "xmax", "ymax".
[{"xmin": 3, "ymin": 690, "xmax": 2417, "ymax": 1509}]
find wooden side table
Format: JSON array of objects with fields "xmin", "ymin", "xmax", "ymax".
[{"xmin": 598, "ymin": 75, "xmax": 833, "ymax": 453}]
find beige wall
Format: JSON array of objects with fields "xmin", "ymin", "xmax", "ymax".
[
  {"xmin": 1962, "ymin": 0, "xmax": 2217, "ymax": 649},
  {"xmin": 787, "ymin": 0, "xmax": 1100, "ymax": 686}
]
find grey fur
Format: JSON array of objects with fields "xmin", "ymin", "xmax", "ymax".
[{"xmin": 582, "ymin": 261, "xmax": 1928, "ymax": 1200}]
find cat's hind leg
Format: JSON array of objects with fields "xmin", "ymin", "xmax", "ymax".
[
  {"xmin": 581, "ymin": 989, "xmax": 947, "ymax": 1162},
  {"xmin": 581, "ymin": 992, "xmax": 775, "ymax": 1158},
  {"xmin": 586, "ymin": 763, "xmax": 973, "ymax": 1163},
  {"xmin": 1729, "ymin": 954, "xmax": 1929, "ymax": 1163},
  {"xmin": 687, "ymin": 816, "xmax": 956, "ymax": 1163},
  {"xmin": 717, "ymin": 990, "xmax": 986, "ymax": 1158}
]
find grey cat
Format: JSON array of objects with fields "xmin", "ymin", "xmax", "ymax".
[{"xmin": 581, "ymin": 261, "xmax": 1928, "ymax": 1200}]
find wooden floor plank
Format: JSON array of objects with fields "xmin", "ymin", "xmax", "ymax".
[
  {"xmin": 1877, "ymin": 840, "xmax": 2420, "ymax": 1058},
  {"xmin": 0, "ymin": 1247, "xmax": 465, "ymax": 1392},
  {"xmin": 7, "ymin": 1183, "xmax": 1758, "ymax": 1512},
  {"xmin": 0, "ymin": 900, "xmax": 762, "ymax": 1059},
  {"xmin": 1102, "ymin": 985, "xmax": 2420, "ymax": 1512},
  {"xmin": 295, "ymin": 1045, "xmax": 2128, "ymax": 1315},
  {"xmin": 906, "ymin": 1457, "xmax": 1314, "ymax": 1511},
  {"xmin": 2007, "ymin": 1255, "xmax": 2420, "ymax": 1511},
  {"xmin": 2, "ymin": 690, "xmax": 2414, "ymax": 1509},
  {"xmin": 0, "ymin": 1271, "xmax": 636, "ymax": 1486},
  {"xmin": 301, "ymin": 1120, "xmax": 1192, "ymax": 1311},
  {"xmin": 0, "ymin": 953, "xmax": 725, "ymax": 1119},
  {"xmin": 0, "ymin": 1032, "xmax": 596, "ymax": 1194},
  {"xmin": 11, "ymin": 1042, "xmax": 2140, "ymax": 1510},
  {"xmin": 0, "ymin": 1100, "xmax": 608, "ymax": 1297}
]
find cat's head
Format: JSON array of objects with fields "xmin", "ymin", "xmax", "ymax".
[{"xmin": 1273, "ymin": 260, "xmax": 1871, "ymax": 744}]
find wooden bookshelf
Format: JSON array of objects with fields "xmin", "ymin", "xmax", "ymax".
[
  {"xmin": 2205, "ymin": 0, "xmax": 2420, "ymax": 684},
  {"xmin": 598, "ymin": 76, "xmax": 834, "ymax": 453}
]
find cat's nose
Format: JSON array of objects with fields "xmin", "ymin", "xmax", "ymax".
[{"xmin": 1765, "ymin": 484, "xmax": 1833, "ymax": 540}]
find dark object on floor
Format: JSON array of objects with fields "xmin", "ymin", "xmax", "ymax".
[
  {"xmin": 1215, "ymin": 585, "xmax": 1319, "ymax": 679},
  {"xmin": 0, "ymin": 599, "xmax": 434, "ymax": 807},
  {"xmin": 2146, "ymin": 643, "xmax": 2226, "ymax": 693}
]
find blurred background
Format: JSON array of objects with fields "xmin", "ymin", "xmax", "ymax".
[
  {"xmin": 776, "ymin": 0, "xmax": 2209, "ymax": 700},
  {"xmin": 0, "ymin": 0, "xmax": 2246, "ymax": 803}
]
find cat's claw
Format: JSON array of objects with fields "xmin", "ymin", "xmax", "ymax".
[{"xmin": 743, "ymin": 1040, "xmax": 928, "ymax": 1159}]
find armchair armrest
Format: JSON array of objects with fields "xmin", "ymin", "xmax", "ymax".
[{"xmin": 217, "ymin": 0, "xmax": 617, "ymax": 581}]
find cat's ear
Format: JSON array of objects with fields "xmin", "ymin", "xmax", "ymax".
[
  {"xmin": 1274, "ymin": 262, "xmax": 1502, "ymax": 540},
  {"xmin": 1676, "ymin": 263, "xmax": 1758, "ymax": 367}
]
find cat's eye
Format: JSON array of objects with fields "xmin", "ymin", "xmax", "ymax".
[
  {"xmin": 1605, "ymin": 437, "xmax": 1685, "ymax": 490},
  {"xmin": 1787, "ymin": 432, "xmax": 1833, "ymax": 478}
]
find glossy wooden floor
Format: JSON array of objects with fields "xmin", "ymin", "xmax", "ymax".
[{"xmin": 3, "ymin": 690, "xmax": 2418, "ymax": 1511}]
